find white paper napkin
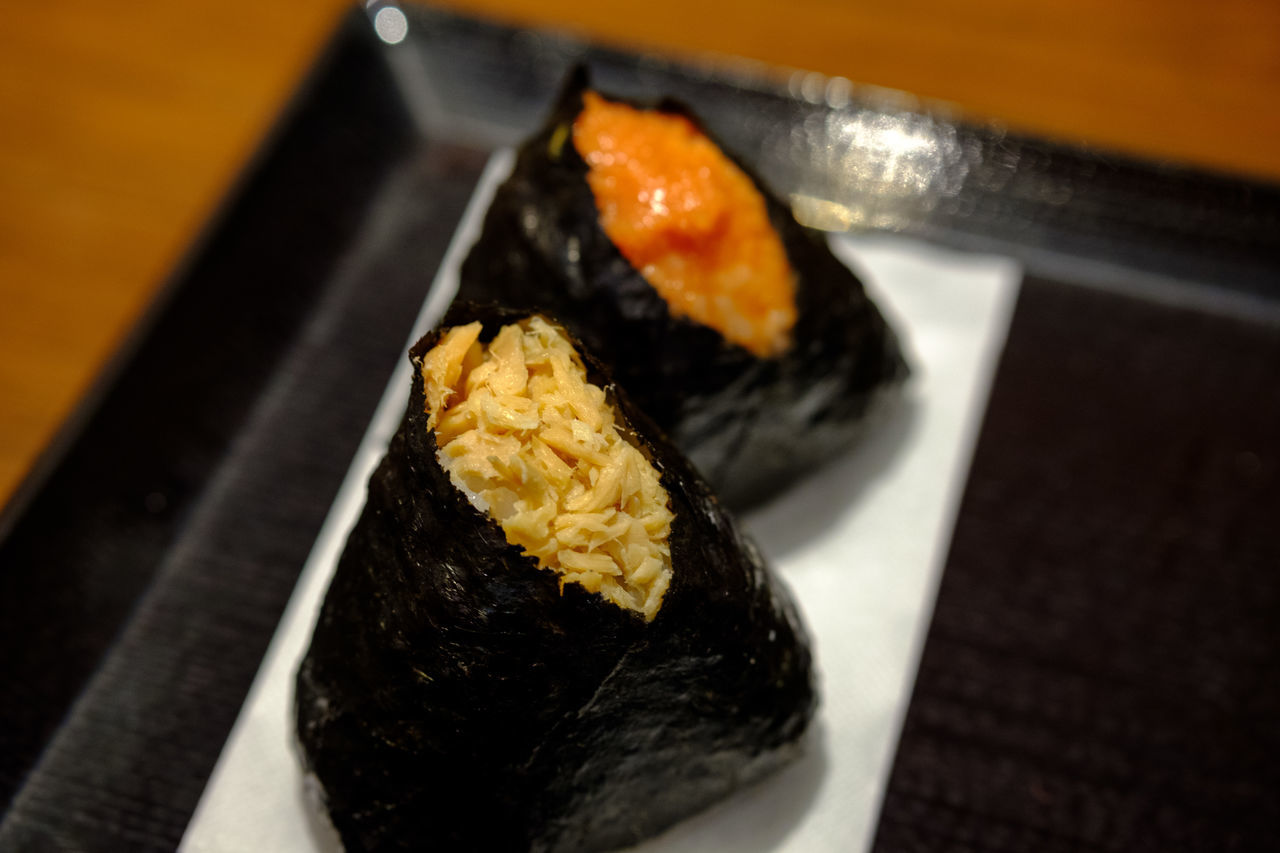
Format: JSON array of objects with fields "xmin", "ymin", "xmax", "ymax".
[{"xmin": 181, "ymin": 151, "xmax": 1021, "ymax": 853}]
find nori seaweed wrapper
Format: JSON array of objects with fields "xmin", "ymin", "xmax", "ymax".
[
  {"xmin": 457, "ymin": 69, "xmax": 910, "ymax": 510},
  {"xmin": 295, "ymin": 303, "xmax": 817, "ymax": 852}
]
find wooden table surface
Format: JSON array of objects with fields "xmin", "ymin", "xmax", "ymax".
[{"xmin": 2, "ymin": 0, "xmax": 1278, "ymax": 507}]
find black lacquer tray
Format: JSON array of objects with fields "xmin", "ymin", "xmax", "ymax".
[{"xmin": 1, "ymin": 4, "xmax": 1277, "ymax": 851}]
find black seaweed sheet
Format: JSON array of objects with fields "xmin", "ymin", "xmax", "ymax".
[
  {"xmin": 296, "ymin": 304, "xmax": 816, "ymax": 852},
  {"xmin": 459, "ymin": 71, "xmax": 908, "ymax": 510}
]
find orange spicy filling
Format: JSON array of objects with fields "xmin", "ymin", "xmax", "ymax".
[{"xmin": 572, "ymin": 91, "xmax": 797, "ymax": 357}]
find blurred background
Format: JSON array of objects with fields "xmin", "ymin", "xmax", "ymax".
[{"xmin": 2, "ymin": 0, "xmax": 1278, "ymax": 506}]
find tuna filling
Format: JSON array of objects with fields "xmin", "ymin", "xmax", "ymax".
[{"xmin": 421, "ymin": 316, "xmax": 675, "ymax": 620}]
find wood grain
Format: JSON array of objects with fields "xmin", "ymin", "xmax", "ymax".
[{"xmin": 1, "ymin": 0, "xmax": 1278, "ymax": 506}]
